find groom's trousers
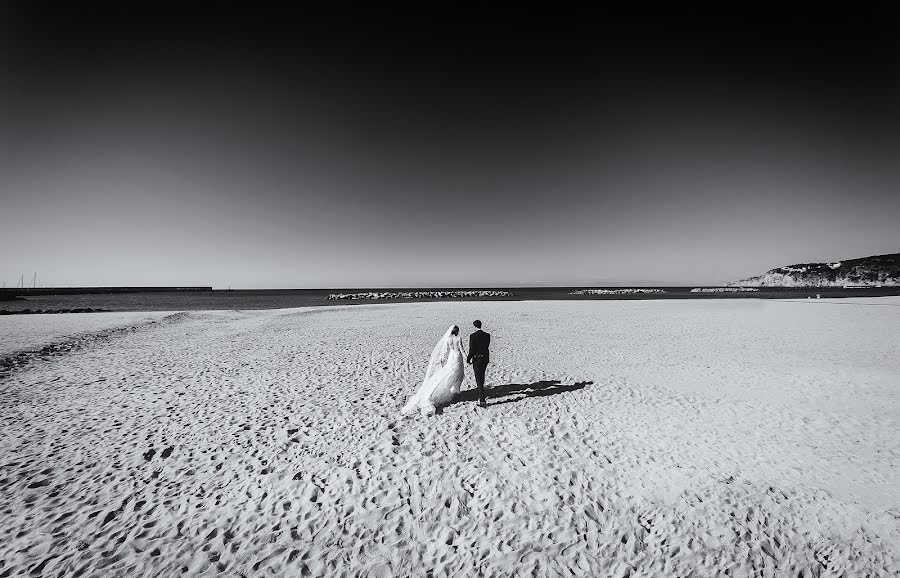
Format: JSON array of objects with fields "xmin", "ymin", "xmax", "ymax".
[{"xmin": 473, "ymin": 358, "xmax": 488, "ymax": 404}]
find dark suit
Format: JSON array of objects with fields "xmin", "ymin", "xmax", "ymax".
[{"xmin": 467, "ymin": 330, "xmax": 490, "ymax": 405}]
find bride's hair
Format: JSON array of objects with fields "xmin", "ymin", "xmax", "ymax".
[{"xmin": 451, "ymin": 325, "xmax": 459, "ymax": 335}]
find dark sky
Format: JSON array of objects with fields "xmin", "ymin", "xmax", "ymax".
[{"xmin": 2, "ymin": 2, "xmax": 898, "ymax": 287}]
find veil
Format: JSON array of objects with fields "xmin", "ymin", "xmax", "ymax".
[{"xmin": 423, "ymin": 325, "xmax": 455, "ymax": 384}]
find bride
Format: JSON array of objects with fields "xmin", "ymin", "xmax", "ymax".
[{"xmin": 401, "ymin": 325, "xmax": 466, "ymax": 416}]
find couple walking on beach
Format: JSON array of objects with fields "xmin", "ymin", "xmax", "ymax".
[{"xmin": 401, "ymin": 320, "xmax": 491, "ymax": 416}]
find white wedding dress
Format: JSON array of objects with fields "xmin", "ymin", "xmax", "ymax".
[{"xmin": 401, "ymin": 326, "xmax": 466, "ymax": 416}]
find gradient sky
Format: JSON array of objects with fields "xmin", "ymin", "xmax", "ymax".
[{"xmin": 2, "ymin": 3, "xmax": 898, "ymax": 288}]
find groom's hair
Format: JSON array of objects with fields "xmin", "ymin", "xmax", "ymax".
[{"xmin": 473, "ymin": 320, "xmax": 482, "ymax": 328}]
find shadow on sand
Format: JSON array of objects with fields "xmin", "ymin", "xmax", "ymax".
[{"xmin": 444, "ymin": 379, "xmax": 592, "ymax": 410}]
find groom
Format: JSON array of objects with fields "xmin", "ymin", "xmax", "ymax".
[{"xmin": 467, "ymin": 320, "xmax": 490, "ymax": 408}]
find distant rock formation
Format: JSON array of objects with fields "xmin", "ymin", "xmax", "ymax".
[
  {"xmin": 690, "ymin": 287, "xmax": 759, "ymax": 293},
  {"xmin": 730, "ymin": 253, "xmax": 900, "ymax": 287}
]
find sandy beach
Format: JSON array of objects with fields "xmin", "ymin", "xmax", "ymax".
[{"xmin": 1, "ymin": 299, "xmax": 898, "ymax": 577}]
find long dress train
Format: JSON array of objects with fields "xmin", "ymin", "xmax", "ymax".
[{"xmin": 401, "ymin": 327, "xmax": 465, "ymax": 416}]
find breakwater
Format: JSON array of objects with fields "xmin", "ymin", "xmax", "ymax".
[
  {"xmin": 690, "ymin": 287, "xmax": 760, "ymax": 293},
  {"xmin": 326, "ymin": 290, "xmax": 513, "ymax": 300},
  {"xmin": 0, "ymin": 287, "xmax": 212, "ymax": 298},
  {"xmin": 570, "ymin": 288, "xmax": 667, "ymax": 295}
]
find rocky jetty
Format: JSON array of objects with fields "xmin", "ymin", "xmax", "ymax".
[
  {"xmin": 326, "ymin": 290, "xmax": 512, "ymax": 300},
  {"xmin": 570, "ymin": 288, "xmax": 667, "ymax": 295},
  {"xmin": 730, "ymin": 253, "xmax": 900, "ymax": 287},
  {"xmin": 690, "ymin": 287, "xmax": 759, "ymax": 293}
]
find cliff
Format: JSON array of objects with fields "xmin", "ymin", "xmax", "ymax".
[{"xmin": 730, "ymin": 253, "xmax": 900, "ymax": 287}]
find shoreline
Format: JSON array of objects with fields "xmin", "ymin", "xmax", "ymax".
[{"xmin": 2, "ymin": 286, "xmax": 900, "ymax": 315}]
